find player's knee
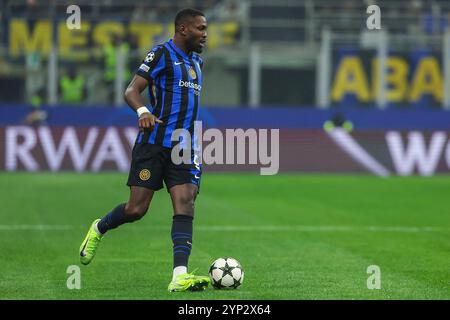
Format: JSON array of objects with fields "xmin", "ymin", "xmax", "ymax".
[
  {"xmin": 124, "ymin": 203, "xmax": 148, "ymax": 221},
  {"xmin": 176, "ymin": 195, "xmax": 195, "ymax": 213},
  {"xmin": 182, "ymin": 194, "xmax": 195, "ymax": 207}
]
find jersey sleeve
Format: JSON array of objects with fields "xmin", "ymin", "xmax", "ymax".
[{"xmin": 136, "ymin": 46, "xmax": 165, "ymax": 81}]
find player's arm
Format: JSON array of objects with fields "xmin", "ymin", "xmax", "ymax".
[
  {"xmin": 124, "ymin": 74, "xmax": 163, "ymax": 129},
  {"xmin": 125, "ymin": 47, "xmax": 165, "ymax": 129}
]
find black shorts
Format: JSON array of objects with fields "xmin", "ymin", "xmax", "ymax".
[{"xmin": 127, "ymin": 140, "xmax": 202, "ymax": 192}]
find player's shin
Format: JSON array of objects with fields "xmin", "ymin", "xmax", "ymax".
[
  {"xmin": 96, "ymin": 203, "xmax": 137, "ymax": 234},
  {"xmin": 171, "ymin": 214, "xmax": 193, "ymax": 280}
]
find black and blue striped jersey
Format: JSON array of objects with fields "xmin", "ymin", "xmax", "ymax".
[{"xmin": 135, "ymin": 39, "xmax": 203, "ymax": 149}]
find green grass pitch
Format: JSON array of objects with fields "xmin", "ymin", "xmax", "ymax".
[{"xmin": 0, "ymin": 172, "xmax": 449, "ymax": 299}]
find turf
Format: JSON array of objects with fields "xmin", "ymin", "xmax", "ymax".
[{"xmin": 0, "ymin": 173, "xmax": 449, "ymax": 300}]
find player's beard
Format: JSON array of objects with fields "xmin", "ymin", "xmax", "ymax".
[{"xmin": 187, "ymin": 35, "xmax": 203, "ymax": 53}]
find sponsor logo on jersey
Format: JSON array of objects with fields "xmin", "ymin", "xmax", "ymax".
[{"xmin": 178, "ymin": 79, "xmax": 201, "ymax": 91}]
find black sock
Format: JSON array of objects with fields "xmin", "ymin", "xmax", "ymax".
[
  {"xmin": 171, "ymin": 215, "xmax": 193, "ymax": 269},
  {"xmin": 97, "ymin": 203, "xmax": 134, "ymax": 234}
]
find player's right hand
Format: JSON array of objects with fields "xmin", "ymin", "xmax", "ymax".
[{"xmin": 138, "ymin": 112, "xmax": 163, "ymax": 130}]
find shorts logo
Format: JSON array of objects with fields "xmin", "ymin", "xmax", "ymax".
[
  {"xmin": 139, "ymin": 169, "xmax": 151, "ymax": 181},
  {"xmin": 189, "ymin": 66, "xmax": 197, "ymax": 79}
]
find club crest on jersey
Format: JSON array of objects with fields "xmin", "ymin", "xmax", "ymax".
[
  {"xmin": 139, "ymin": 169, "xmax": 151, "ymax": 181},
  {"xmin": 189, "ymin": 66, "xmax": 197, "ymax": 80}
]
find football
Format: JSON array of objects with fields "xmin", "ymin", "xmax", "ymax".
[{"xmin": 209, "ymin": 257, "xmax": 244, "ymax": 289}]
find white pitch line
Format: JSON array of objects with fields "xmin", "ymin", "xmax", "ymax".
[
  {"xmin": 0, "ymin": 225, "xmax": 448, "ymax": 233},
  {"xmin": 196, "ymin": 226, "xmax": 449, "ymax": 233},
  {"xmin": 0, "ymin": 225, "xmax": 73, "ymax": 231}
]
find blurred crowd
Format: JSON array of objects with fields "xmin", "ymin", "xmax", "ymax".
[
  {"xmin": 1, "ymin": 0, "xmax": 450, "ymax": 109},
  {"xmin": 0, "ymin": 0, "xmax": 239, "ymax": 21},
  {"xmin": 0, "ymin": 0, "xmax": 244, "ymax": 107},
  {"xmin": 314, "ymin": 0, "xmax": 450, "ymax": 35}
]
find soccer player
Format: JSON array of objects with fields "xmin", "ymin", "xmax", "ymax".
[{"xmin": 79, "ymin": 8, "xmax": 209, "ymax": 292}]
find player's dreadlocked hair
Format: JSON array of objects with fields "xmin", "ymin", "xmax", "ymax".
[{"xmin": 174, "ymin": 8, "xmax": 205, "ymax": 32}]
